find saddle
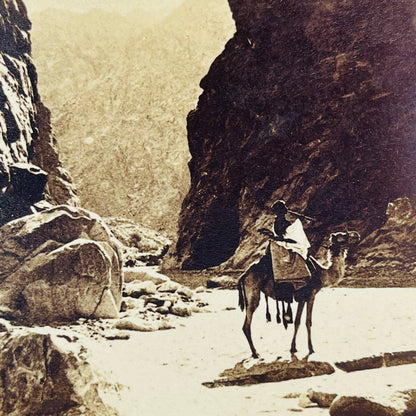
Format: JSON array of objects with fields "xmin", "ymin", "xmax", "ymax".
[
  {"xmin": 270, "ymin": 243, "xmax": 316, "ymax": 327},
  {"xmin": 270, "ymin": 241, "xmax": 311, "ymax": 287}
]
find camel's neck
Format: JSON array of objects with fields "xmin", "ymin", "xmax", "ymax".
[{"xmin": 321, "ymin": 247, "xmax": 348, "ymax": 286}]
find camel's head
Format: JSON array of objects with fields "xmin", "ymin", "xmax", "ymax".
[
  {"xmin": 324, "ymin": 231, "xmax": 361, "ymax": 287},
  {"xmin": 329, "ymin": 231, "xmax": 361, "ymax": 253}
]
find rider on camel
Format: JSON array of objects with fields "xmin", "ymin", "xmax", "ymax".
[{"xmin": 269, "ymin": 199, "xmax": 315, "ymax": 325}]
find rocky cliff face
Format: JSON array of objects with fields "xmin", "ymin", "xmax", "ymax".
[
  {"xmin": 0, "ymin": 0, "xmax": 78, "ymax": 224},
  {"xmin": 177, "ymin": 0, "xmax": 416, "ymax": 270}
]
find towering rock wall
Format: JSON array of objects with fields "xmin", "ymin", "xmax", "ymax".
[
  {"xmin": 177, "ymin": 0, "xmax": 416, "ymax": 269},
  {"xmin": 0, "ymin": 0, "xmax": 78, "ymax": 223}
]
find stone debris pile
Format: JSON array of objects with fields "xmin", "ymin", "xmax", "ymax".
[{"xmin": 115, "ymin": 269, "xmax": 209, "ymax": 332}]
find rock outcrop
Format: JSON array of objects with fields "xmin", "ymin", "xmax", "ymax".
[
  {"xmin": 0, "ymin": 0, "xmax": 78, "ymax": 225},
  {"xmin": 177, "ymin": 0, "xmax": 416, "ymax": 269},
  {"xmin": 0, "ymin": 205, "xmax": 123, "ymax": 323},
  {"xmin": 0, "ymin": 328, "xmax": 119, "ymax": 416},
  {"xmin": 105, "ymin": 217, "xmax": 171, "ymax": 267},
  {"xmin": 343, "ymin": 197, "xmax": 416, "ymax": 285}
]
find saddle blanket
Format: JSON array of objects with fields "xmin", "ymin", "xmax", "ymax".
[{"xmin": 270, "ymin": 241, "xmax": 311, "ymax": 283}]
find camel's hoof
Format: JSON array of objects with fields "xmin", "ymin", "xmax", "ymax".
[
  {"xmin": 252, "ymin": 353, "xmax": 259, "ymax": 359},
  {"xmin": 291, "ymin": 353, "xmax": 299, "ymax": 362},
  {"xmin": 290, "ymin": 347, "xmax": 297, "ymax": 354},
  {"xmin": 266, "ymin": 312, "xmax": 271, "ymax": 322},
  {"xmin": 276, "ymin": 314, "xmax": 281, "ymax": 324},
  {"xmin": 309, "ymin": 348, "xmax": 315, "ymax": 355}
]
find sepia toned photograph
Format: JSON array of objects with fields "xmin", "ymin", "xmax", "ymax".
[{"xmin": 0, "ymin": 0, "xmax": 415, "ymax": 414}]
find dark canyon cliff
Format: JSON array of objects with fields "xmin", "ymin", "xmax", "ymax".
[
  {"xmin": 0, "ymin": 0, "xmax": 78, "ymax": 224},
  {"xmin": 177, "ymin": 0, "xmax": 416, "ymax": 271}
]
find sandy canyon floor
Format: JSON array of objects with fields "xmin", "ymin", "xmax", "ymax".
[{"xmin": 82, "ymin": 287, "xmax": 416, "ymax": 415}]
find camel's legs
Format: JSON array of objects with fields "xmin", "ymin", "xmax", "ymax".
[
  {"xmin": 290, "ymin": 300, "xmax": 305, "ymax": 353},
  {"xmin": 265, "ymin": 294, "xmax": 271, "ymax": 322},
  {"xmin": 275, "ymin": 300, "xmax": 281, "ymax": 324},
  {"xmin": 306, "ymin": 293, "xmax": 316, "ymax": 354},
  {"xmin": 242, "ymin": 282, "xmax": 261, "ymax": 358}
]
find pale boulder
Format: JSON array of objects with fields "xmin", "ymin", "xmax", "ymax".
[
  {"xmin": 0, "ymin": 328, "xmax": 119, "ymax": 416},
  {"xmin": 123, "ymin": 280, "xmax": 157, "ymax": 298},
  {"xmin": 171, "ymin": 300, "xmax": 192, "ymax": 317},
  {"xmin": 0, "ymin": 205, "xmax": 123, "ymax": 323},
  {"xmin": 123, "ymin": 266, "xmax": 169, "ymax": 284},
  {"xmin": 157, "ymin": 280, "xmax": 181, "ymax": 293}
]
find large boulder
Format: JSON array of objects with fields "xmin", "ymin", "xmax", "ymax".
[
  {"xmin": 0, "ymin": 205, "xmax": 123, "ymax": 323},
  {"xmin": 0, "ymin": 328, "xmax": 119, "ymax": 416}
]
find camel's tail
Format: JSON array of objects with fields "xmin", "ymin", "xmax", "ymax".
[{"xmin": 237, "ymin": 272, "xmax": 247, "ymax": 311}]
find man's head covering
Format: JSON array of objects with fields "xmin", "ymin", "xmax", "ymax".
[{"xmin": 271, "ymin": 199, "xmax": 288, "ymax": 215}]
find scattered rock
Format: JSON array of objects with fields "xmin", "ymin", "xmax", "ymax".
[
  {"xmin": 123, "ymin": 267, "xmax": 170, "ymax": 284},
  {"xmin": 157, "ymin": 321, "xmax": 176, "ymax": 331},
  {"xmin": 191, "ymin": 304, "xmax": 207, "ymax": 313},
  {"xmin": 155, "ymin": 305, "xmax": 170, "ymax": 315},
  {"xmin": 206, "ymin": 275, "xmax": 238, "ymax": 289},
  {"xmin": 157, "ymin": 280, "xmax": 181, "ymax": 293},
  {"xmin": 120, "ymin": 300, "xmax": 128, "ymax": 312},
  {"xmin": 307, "ymin": 389, "xmax": 338, "ymax": 408},
  {"xmin": 114, "ymin": 318, "xmax": 159, "ymax": 332},
  {"xmin": 177, "ymin": 286, "xmax": 194, "ymax": 299},
  {"xmin": 171, "ymin": 301, "xmax": 192, "ymax": 317},
  {"xmin": 335, "ymin": 355, "xmax": 384, "ymax": 372},
  {"xmin": 120, "ymin": 272, "xmax": 206, "ymax": 325},
  {"xmin": 123, "ymin": 281, "xmax": 157, "ymax": 298},
  {"xmin": 384, "ymin": 351, "xmax": 416, "ymax": 367},
  {"xmin": 105, "ymin": 331, "xmax": 131, "ymax": 341},
  {"xmin": 203, "ymin": 358, "xmax": 335, "ymax": 388},
  {"xmin": 330, "ymin": 391, "xmax": 416, "ymax": 416},
  {"xmin": 122, "ymin": 298, "xmax": 144, "ymax": 311},
  {"xmin": 143, "ymin": 296, "xmax": 165, "ymax": 307},
  {"xmin": 335, "ymin": 351, "xmax": 416, "ymax": 372},
  {"xmin": 298, "ymin": 391, "xmax": 315, "ymax": 408}
]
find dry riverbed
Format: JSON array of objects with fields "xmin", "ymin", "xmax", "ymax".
[{"xmin": 72, "ymin": 287, "xmax": 416, "ymax": 416}]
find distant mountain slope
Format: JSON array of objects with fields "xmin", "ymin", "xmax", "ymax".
[
  {"xmin": 25, "ymin": 0, "xmax": 184, "ymax": 15},
  {"xmin": 30, "ymin": 0, "xmax": 235, "ymax": 235}
]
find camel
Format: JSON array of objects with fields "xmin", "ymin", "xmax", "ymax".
[{"xmin": 237, "ymin": 230, "xmax": 360, "ymax": 358}]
